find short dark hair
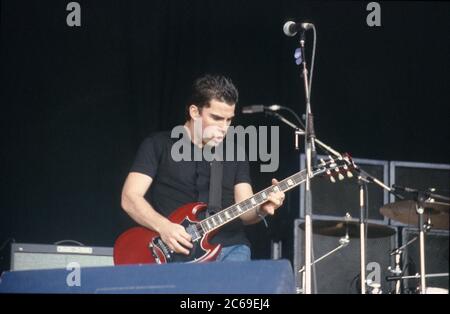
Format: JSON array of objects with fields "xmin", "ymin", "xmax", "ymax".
[{"xmin": 185, "ymin": 74, "xmax": 238, "ymax": 120}]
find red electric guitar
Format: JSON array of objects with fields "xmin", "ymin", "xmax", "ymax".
[{"xmin": 113, "ymin": 154, "xmax": 356, "ymax": 265}]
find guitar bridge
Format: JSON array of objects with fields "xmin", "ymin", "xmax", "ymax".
[{"xmin": 149, "ymin": 237, "xmax": 173, "ymax": 263}]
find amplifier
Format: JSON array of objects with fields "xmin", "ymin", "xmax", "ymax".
[{"xmin": 10, "ymin": 243, "xmax": 114, "ymax": 271}]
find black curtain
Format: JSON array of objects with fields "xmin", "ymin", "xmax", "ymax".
[{"xmin": 1, "ymin": 1, "xmax": 449, "ymax": 261}]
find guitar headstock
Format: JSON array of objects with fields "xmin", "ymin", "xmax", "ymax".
[{"xmin": 318, "ymin": 153, "xmax": 357, "ymax": 183}]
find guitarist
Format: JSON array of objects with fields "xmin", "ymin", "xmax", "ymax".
[{"xmin": 120, "ymin": 74, "xmax": 285, "ymax": 262}]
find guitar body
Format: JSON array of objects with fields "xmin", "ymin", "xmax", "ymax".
[{"xmin": 113, "ymin": 202, "xmax": 221, "ymax": 265}]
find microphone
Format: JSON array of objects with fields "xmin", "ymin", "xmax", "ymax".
[
  {"xmin": 283, "ymin": 21, "xmax": 313, "ymax": 37},
  {"xmin": 241, "ymin": 104, "xmax": 281, "ymax": 114}
]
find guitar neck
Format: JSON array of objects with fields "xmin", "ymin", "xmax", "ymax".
[{"xmin": 199, "ymin": 168, "xmax": 317, "ymax": 233}]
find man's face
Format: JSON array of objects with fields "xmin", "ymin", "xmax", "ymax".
[{"xmin": 193, "ymin": 99, "xmax": 235, "ymax": 146}]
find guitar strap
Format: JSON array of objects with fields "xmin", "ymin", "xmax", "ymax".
[
  {"xmin": 194, "ymin": 143, "xmax": 223, "ymax": 218},
  {"xmin": 207, "ymin": 157, "xmax": 223, "ymax": 217}
]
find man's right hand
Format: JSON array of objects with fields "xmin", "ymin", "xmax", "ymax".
[{"xmin": 158, "ymin": 220, "xmax": 193, "ymax": 255}]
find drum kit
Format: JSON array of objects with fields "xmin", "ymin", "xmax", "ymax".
[{"xmin": 297, "ymin": 192, "xmax": 449, "ymax": 294}]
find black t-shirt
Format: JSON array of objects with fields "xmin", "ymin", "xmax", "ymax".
[{"xmin": 130, "ymin": 130, "xmax": 252, "ymax": 248}]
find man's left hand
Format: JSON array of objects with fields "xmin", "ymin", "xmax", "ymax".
[{"xmin": 259, "ymin": 178, "xmax": 285, "ymax": 216}]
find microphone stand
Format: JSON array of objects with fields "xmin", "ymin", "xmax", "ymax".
[
  {"xmin": 353, "ymin": 169, "xmax": 405, "ymax": 294},
  {"xmin": 297, "ymin": 31, "xmax": 316, "ymax": 294},
  {"xmin": 300, "ymin": 32, "xmax": 316, "ymax": 295},
  {"xmin": 265, "ymin": 111, "xmax": 343, "ymax": 158},
  {"xmin": 357, "ymin": 176, "xmax": 370, "ymax": 294},
  {"xmin": 415, "ymin": 191, "xmax": 428, "ymax": 293},
  {"xmin": 387, "ymin": 235, "xmax": 418, "ymax": 294}
]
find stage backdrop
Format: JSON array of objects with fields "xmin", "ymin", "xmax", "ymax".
[{"xmin": 1, "ymin": 1, "xmax": 449, "ymax": 266}]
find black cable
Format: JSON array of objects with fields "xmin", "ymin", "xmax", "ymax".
[
  {"xmin": 308, "ymin": 25, "xmax": 317, "ymax": 99},
  {"xmin": 278, "ymin": 106, "xmax": 306, "ymax": 129},
  {"xmin": 350, "ymin": 273, "xmax": 360, "ymax": 294}
]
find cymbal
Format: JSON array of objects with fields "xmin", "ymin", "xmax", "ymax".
[
  {"xmin": 380, "ymin": 200, "xmax": 449, "ymax": 230},
  {"xmin": 298, "ymin": 220, "xmax": 396, "ymax": 238}
]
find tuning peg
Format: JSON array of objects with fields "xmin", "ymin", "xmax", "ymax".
[
  {"xmin": 338, "ymin": 173, "xmax": 344, "ymax": 181},
  {"xmin": 343, "ymin": 165, "xmax": 353, "ymax": 178},
  {"xmin": 326, "ymin": 169, "xmax": 336, "ymax": 183},
  {"xmin": 320, "ymin": 158, "xmax": 326, "ymax": 166}
]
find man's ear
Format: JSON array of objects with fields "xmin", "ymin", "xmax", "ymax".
[{"xmin": 189, "ymin": 104, "xmax": 201, "ymax": 120}]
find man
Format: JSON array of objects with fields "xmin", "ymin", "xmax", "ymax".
[{"xmin": 121, "ymin": 74, "xmax": 285, "ymax": 262}]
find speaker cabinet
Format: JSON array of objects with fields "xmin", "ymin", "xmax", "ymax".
[
  {"xmin": 300, "ymin": 155, "xmax": 389, "ymax": 223},
  {"xmin": 293, "ymin": 219, "xmax": 397, "ymax": 294}
]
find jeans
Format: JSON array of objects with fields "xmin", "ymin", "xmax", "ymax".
[{"xmin": 216, "ymin": 244, "xmax": 251, "ymax": 262}]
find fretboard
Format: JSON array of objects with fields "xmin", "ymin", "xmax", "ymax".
[{"xmin": 199, "ymin": 168, "xmax": 318, "ymax": 234}]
